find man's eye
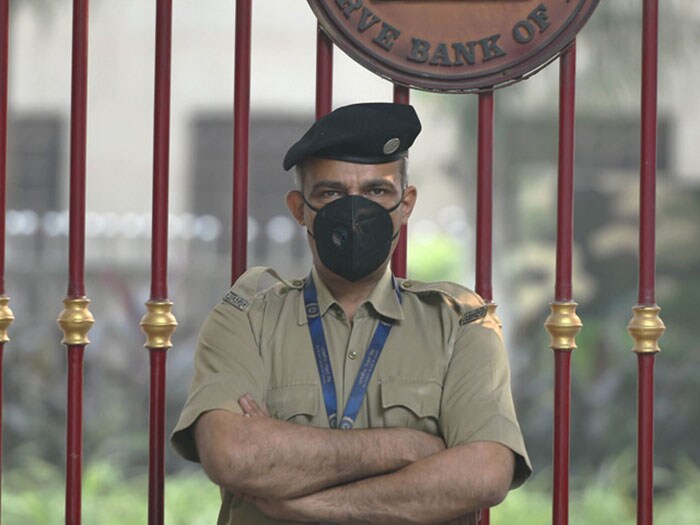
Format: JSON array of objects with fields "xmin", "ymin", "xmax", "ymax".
[
  {"xmin": 322, "ymin": 190, "xmax": 340, "ymax": 198},
  {"xmin": 368, "ymin": 189, "xmax": 386, "ymax": 197}
]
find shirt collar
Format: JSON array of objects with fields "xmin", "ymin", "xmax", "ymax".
[{"xmin": 297, "ymin": 267, "xmax": 405, "ymax": 325}]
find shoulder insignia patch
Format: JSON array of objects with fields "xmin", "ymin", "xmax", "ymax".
[
  {"xmin": 459, "ymin": 305, "xmax": 488, "ymax": 326},
  {"xmin": 222, "ymin": 290, "xmax": 250, "ymax": 311}
]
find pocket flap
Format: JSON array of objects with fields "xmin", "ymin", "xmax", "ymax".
[
  {"xmin": 266, "ymin": 384, "xmax": 319, "ymax": 420},
  {"xmin": 380, "ymin": 379, "xmax": 442, "ymax": 418}
]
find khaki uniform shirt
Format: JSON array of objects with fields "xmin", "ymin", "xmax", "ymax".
[{"xmin": 171, "ymin": 266, "xmax": 532, "ymax": 525}]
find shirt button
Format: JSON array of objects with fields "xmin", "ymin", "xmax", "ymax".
[
  {"xmin": 348, "ymin": 350, "xmax": 358, "ymax": 360},
  {"xmin": 401, "ymin": 280, "xmax": 413, "ymax": 289}
]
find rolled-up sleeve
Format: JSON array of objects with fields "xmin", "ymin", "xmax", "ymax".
[
  {"xmin": 170, "ymin": 301, "xmax": 265, "ymax": 462},
  {"xmin": 439, "ymin": 321, "xmax": 532, "ymax": 488}
]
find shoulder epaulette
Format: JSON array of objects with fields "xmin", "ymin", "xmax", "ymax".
[
  {"xmin": 222, "ymin": 266, "xmax": 304, "ymax": 312},
  {"xmin": 398, "ymin": 278, "xmax": 488, "ymax": 325}
]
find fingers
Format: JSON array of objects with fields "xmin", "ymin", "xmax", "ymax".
[{"xmin": 238, "ymin": 393, "xmax": 270, "ymax": 417}]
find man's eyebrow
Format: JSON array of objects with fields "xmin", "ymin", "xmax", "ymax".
[
  {"xmin": 362, "ymin": 178, "xmax": 397, "ymax": 189},
  {"xmin": 310, "ymin": 180, "xmax": 347, "ymax": 192}
]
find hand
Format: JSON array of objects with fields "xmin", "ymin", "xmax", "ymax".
[
  {"xmin": 408, "ymin": 431, "xmax": 447, "ymax": 462},
  {"xmin": 238, "ymin": 393, "xmax": 270, "ymax": 418},
  {"xmin": 447, "ymin": 510, "xmax": 481, "ymax": 525}
]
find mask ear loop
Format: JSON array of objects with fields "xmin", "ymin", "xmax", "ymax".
[
  {"xmin": 300, "ymin": 194, "xmax": 319, "ymax": 239},
  {"xmin": 388, "ymin": 191, "xmax": 405, "ymax": 240},
  {"xmin": 386, "ymin": 191, "xmax": 404, "ymax": 213},
  {"xmin": 301, "ymin": 193, "xmax": 321, "ymax": 214}
]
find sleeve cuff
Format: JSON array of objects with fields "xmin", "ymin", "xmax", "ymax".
[
  {"xmin": 170, "ymin": 373, "xmax": 255, "ymax": 463},
  {"xmin": 444, "ymin": 413, "xmax": 533, "ymax": 489}
]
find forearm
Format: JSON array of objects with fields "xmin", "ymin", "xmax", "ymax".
[
  {"xmin": 195, "ymin": 409, "xmax": 444, "ymax": 499},
  {"xmin": 255, "ymin": 441, "xmax": 514, "ymax": 524}
]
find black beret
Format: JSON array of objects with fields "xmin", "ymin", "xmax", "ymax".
[{"xmin": 283, "ymin": 102, "xmax": 422, "ymax": 171}]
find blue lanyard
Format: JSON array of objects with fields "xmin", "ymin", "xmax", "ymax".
[{"xmin": 303, "ymin": 275, "xmax": 401, "ymax": 430}]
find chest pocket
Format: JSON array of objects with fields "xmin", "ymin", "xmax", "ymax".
[
  {"xmin": 266, "ymin": 384, "xmax": 320, "ymax": 425},
  {"xmin": 380, "ymin": 378, "xmax": 442, "ymax": 435}
]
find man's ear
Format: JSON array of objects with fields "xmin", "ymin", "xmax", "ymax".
[
  {"xmin": 399, "ymin": 185, "xmax": 417, "ymax": 226},
  {"xmin": 286, "ymin": 190, "xmax": 305, "ymax": 226}
]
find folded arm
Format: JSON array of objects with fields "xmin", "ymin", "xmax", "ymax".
[
  {"xmin": 193, "ymin": 400, "xmax": 445, "ymax": 500},
  {"xmin": 249, "ymin": 440, "xmax": 514, "ymax": 524}
]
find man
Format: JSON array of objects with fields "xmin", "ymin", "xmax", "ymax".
[{"xmin": 171, "ymin": 103, "xmax": 531, "ymax": 524}]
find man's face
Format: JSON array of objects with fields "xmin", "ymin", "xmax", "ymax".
[{"xmin": 286, "ymin": 157, "xmax": 417, "ymax": 281}]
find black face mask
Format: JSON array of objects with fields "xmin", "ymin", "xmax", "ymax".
[{"xmin": 304, "ymin": 195, "xmax": 402, "ymax": 282}]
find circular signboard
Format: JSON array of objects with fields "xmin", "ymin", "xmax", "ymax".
[{"xmin": 308, "ymin": 0, "xmax": 600, "ymax": 93}]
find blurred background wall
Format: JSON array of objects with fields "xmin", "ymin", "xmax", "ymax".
[{"xmin": 3, "ymin": 0, "xmax": 700, "ymax": 523}]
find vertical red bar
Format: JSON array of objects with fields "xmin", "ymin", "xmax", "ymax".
[
  {"xmin": 148, "ymin": 348, "xmax": 168, "ymax": 525},
  {"xmin": 552, "ymin": 41, "xmax": 577, "ymax": 525},
  {"xmin": 0, "ymin": 338, "xmax": 3, "ymax": 512},
  {"xmin": 555, "ymin": 42, "xmax": 576, "ymax": 304},
  {"xmin": 636, "ymin": 1, "xmax": 659, "ymax": 524},
  {"xmin": 147, "ymin": 1, "xmax": 173, "ymax": 524},
  {"xmin": 638, "ymin": 0, "xmax": 658, "ymax": 308},
  {"xmin": 231, "ymin": 0, "xmax": 252, "ymax": 284},
  {"xmin": 552, "ymin": 351, "xmax": 572, "ymax": 525},
  {"xmin": 475, "ymin": 91, "xmax": 494, "ymax": 303},
  {"xmin": 66, "ymin": 2, "xmax": 90, "ymax": 523},
  {"xmin": 0, "ymin": 0, "xmax": 9, "ymax": 510},
  {"xmin": 390, "ymin": 85, "xmax": 409, "ymax": 278},
  {"xmin": 475, "ymin": 90, "xmax": 494, "ymax": 525},
  {"xmin": 151, "ymin": 0, "xmax": 172, "ymax": 303},
  {"xmin": 68, "ymin": 0, "xmax": 89, "ymax": 300},
  {"xmin": 637, "ymin": 353, "xmax": 655, "ymax": 525},
  {"xmin": 65, "ymin": 345, "xmax": 85, "ymax": 525},
  {"xmin": 0, "ymin": 0, "xmax": 8, "ymax": 294},
  {"xmin": 315, "ymin": 24, "xmax": 333, "ymax": 120}
]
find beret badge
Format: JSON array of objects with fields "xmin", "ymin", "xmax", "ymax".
[{"xmin": 383, "ymin": 137, "xmax": 401, "ymax": 155}]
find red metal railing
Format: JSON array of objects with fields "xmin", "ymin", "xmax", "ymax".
[
  {"xmin": 552, "ymin": 41, "xmax": 578, "ymax": 525},
  {"xmin": 0, "ymin": 0, "xmax": 10, "ymax": 511},
  {"xmin": 475, "ymin": 91, "xmax": 494, "ymax": 305},
  {"xmin": 143, "ymin": 1, "xmax": 175, "ymax": 524},
  {"xmin": 231, "ymin": 0, "xmax": 252, "ymax": 284},
  {"xmin": 316, "ymin": 24, "xmax": 333, "ymax": 120},
  {"xmin": 62, "ymin": 1, "xmax": 92, "ymax": 523},
  {"xmin": 150, "ymin": 0, "xmax": 172, "ymax": 306},
  {"xmin": 475, "ymin": 90, "xmax": 495, "ymax": 525},
  {"xmin": 0, "ymin": 0, "xmax": 7, "ymax": 296},
  {"xmin": 634, "ymin": 1, "xmax": 663, "ymax": 524},
  {"xmin": 67, "ymin": 0, "xmax": 89, "ymax": 302},
  {"xmin": 390, "ymin": 85, "xmax": 410, "ymax": 278}
]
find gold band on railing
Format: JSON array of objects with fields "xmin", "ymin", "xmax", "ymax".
[
  {"xmin": 545, "ymin": 301, "xmax": 583, "ymax": 350},
  {"xmin": 0, "ymin": 296, "xmax": 15, "ymax": 343},
  {"xmin": 140, "ymin": 300, "xmax": 177, "ymax": 350},
  {"xmin": 627, "ymin": 305, "xmax": 665, "ymax": 354},
  {"xmin": 57, "ymin": 297, "xmax": 95, "ymax": 346}
]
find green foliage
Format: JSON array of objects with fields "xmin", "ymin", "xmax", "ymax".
[
  {"xmin": 3, "ymin": 459, "xmax": 219, "ymax": 525},
  {"xmin": 493, "ymin": 457, "xmax": 700, "ymax": 525},
  {"xmin": 4, "ymin": 457, "xmax": 700, "ymax": 524},
  {"xmin": 407, "ymin": 234, "xmax": 466, "ymax": 283}
]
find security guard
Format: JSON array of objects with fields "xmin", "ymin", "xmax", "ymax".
[{"xmin": 171, "ymin": 103, "xmax": 531, "ymax": 524}]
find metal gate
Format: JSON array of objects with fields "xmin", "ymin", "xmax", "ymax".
[{"xmin": 0, "ymin": 1, "xmax": 666, "ymax": 524}]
